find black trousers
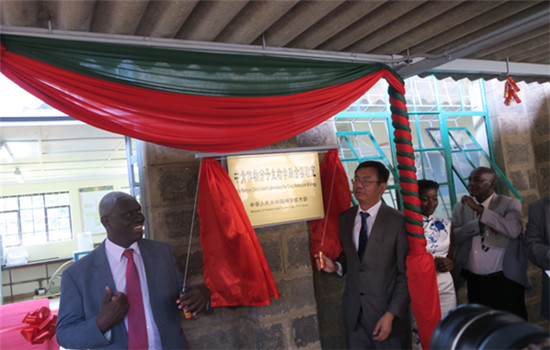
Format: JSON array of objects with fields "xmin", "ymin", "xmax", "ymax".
[{"xmin": 465, "ymin": 270, "xmax": 528, "ymax": 320}]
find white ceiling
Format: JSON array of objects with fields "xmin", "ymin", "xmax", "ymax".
[
  {"xmin": 0, "ymin": 74, "xmax": 128, "ymax": 185},
  {"xmin": 0, "ymin": 122, "xmax": 128, "ymax": 185}
]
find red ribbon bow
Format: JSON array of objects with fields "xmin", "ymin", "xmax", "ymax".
[{"xmin": 20, "ymin": 306, "xmax": 57, "ymax": 344}]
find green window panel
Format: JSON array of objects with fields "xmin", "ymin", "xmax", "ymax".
[{"xmin": 335, "ymin": 76, "xmax": 521, "ymax": 220}]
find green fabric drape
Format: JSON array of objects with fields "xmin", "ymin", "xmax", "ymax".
[{"xmin": 2, "ymin": 34, "xmax": 392, "ymax": 97}]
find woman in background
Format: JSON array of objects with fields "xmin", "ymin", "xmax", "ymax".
[{"xmin": 412, "ymin": 179, "xmax": 456, "ymax": 349}]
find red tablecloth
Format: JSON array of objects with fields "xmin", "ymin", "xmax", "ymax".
[{"xmin": 0, "ymin": 298, "xmax": 59, "ymax": 349}]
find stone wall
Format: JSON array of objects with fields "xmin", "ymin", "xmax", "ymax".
[
  {"xmin": 480, "ymin": 79, "xmax": 550, "ymax": 329},
  {"xmin": 137, "ymin": 80, "xmax": 549, "ymax": 348},
  {"xmin": 139, "ymin": 126, "xmax": 337, "ymax": 349}
]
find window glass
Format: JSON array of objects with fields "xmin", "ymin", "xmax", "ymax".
[{"xmin": 0, "ymin": 192, "xmax": 72, "ymax": 247}]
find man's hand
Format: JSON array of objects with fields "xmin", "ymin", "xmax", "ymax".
[
  {"xmin": 314, "ymin": 252, "xmax": 337, "ymax": 273},
  {"xmin": 96, "ymin": 286, "xmax": 128, "ymax": 333},
  {"xmin": 461, "ymin": 195, "xmax": 483, "ymax": 215},
  {"xmin": 177, "ymin": 284, "xmax": 211, "ymax": 316},
  {"xmin": 373, "ymin": 312, "xmax": 394, "ymax": 341},
  {"xmin": 435, "ymin": 256, "xmax": 454, "ymax": 272}
]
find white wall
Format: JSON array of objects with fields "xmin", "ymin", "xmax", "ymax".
[{"xmin": 1, "ymin": 176, "xmax": 129, "ymax": 262}]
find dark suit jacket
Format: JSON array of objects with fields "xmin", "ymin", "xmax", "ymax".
[
  {"xmin": 56, "ymin": 239, "xmax": 187, "ymax": 349},
  {"xmin": 524, "ymin": 196, "xmax": 550, "ymax": 319},
  {"xmin": 338, "ymin": 203, "xmax": 410, "ymax": 340},
  {"xmin": 452, "ymin": 193, "xmax": 531, "ymax": 289}
]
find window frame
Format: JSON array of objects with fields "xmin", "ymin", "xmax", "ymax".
[{"xmin": 0, "ymin": 191, "xmax": 72, "ymax": 247}]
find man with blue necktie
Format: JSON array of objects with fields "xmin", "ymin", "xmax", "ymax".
[{"xmin": 317, "ymin": 161, "xmax": 410, "ymax": 349}]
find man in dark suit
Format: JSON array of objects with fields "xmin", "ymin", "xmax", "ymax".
[
  {"xmin": 452, "ymin": 167, "xmax": 530, "ymax": 319},
  {"xmin": 524, "ymin": 195, "xmax": 550, "ymax": 321},
  {"xmin": 56, "ymin": 191, "xmax": 210, "ymax": 349},
  {"xmin": 317, "ymin": 161, "xmax": 410, "ymax": 349}
]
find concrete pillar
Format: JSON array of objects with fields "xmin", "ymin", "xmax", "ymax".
[{"xmin": 139, "ymin": 131, "xmax": 329, "ymax": 348}]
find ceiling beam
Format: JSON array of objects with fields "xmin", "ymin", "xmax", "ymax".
[
  {"xmin": 395, "ymin": 8, "xmax": 550, "ymax": 78},
  {"xmin": 426, "ymin": 59, "xmax": 550, "ymax": 80},
  {"xmin": 0, "ymin": 25, "xmax": 399, "ymax": 64}
]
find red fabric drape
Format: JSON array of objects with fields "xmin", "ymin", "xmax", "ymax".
[
  {"xmin": 2, "ymin": 44, "xmax": 390, "ymax": 153},
  {"xmin": 309, "ymin": 150, "xmax": 350, "ymax": 267},
  {"xmin": 2, "ymin": 41, "xmax": 440, "ymax": 346},
  {"xmin": 198, "ymin": 158, "xmax": 280, "ymax": 306}
]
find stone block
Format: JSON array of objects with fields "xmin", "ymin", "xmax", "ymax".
[
  {"xmin": 146, "ymin": 163, "xmax": 200, "ymax": 205},
  {"xmin": 173, "ymin": 250, "xmax": 204, "ymax": 280},
  {"xmin": 509, "ymin": 170, "xmax": 528, "ymax": 191},
  {"xmin": 505, "ymin": 143, "xmax": 530, "ymax": 165},
  {"xmin": 185, "ymin": 322, "xmax": 248, "ymax": 349},
  {"xmin": 251, "ymin": 323, "xmax": 285, "ymax": 350},
  {"xmin": 148, "ymin": 204, "xmax": 200, "ymax": 241},
  {"xmin": 246, "ymin": 275, "xmax": 316, "ymax": 317},
  {"xmin": 533, "ymin": 140, "xmax": 550, "ymax": 164},
  {"xmin": 287, "ymin": 233, "xmax": 312, "ymax": 270},
  {"xmin": 142, "ymin": 142, "xmax": 198, "ymax": 165},
  {"xmin": 296, "ymin": 119, "xmax": 338, "ymax": 147},
  {"xmin": 528, "ymin": 169, "xmax": 538, "ymax": 191},
  {"xmin": 292, "ymin": 314, "xmax": 321, "ymax": 348},
  {"xmin": 259, "ymin": 238, "xmax": 284, "ymax": 273},
  {"xmin": 537, "ymin": 167, "xmax": 549, "ymax": 197}
]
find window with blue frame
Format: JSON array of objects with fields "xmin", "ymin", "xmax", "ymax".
[{"xmin": 334, "ymin": 76, "xmax": 519, "ymax": 219}]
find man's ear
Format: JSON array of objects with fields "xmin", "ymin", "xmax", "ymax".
[{"xmin": 100, "ymin": 216, "xmax": 110, "ymax": 230}]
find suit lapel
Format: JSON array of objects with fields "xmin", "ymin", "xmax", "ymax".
[
  {"xmin": 139, "ymin": 240, "xmax": 157, "ymax": 296},
  {"xmin": 343, "ymin": 206, "xmax": 358, "ymax": 244},
  {"xmin": 489, "ymin": 193, "xmax": 501, "ymax": 211},
  {"xmin": 368, "ymin": 204, "xmax": 388, "ymax": 246},
  {"xmin": 342, "ymin": 206, "xmax": 360, "ymax": 262},
  {"xmin": 91, "ymin": 241, "xmax": 117, "ymax": 292}
]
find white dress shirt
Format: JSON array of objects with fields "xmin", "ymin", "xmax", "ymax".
[
  {"xmin": 105, "ymin": 238, "xmax": 162, "ymax": 350},
  {"xmin": 352, "ymin": 200, "xmax": 382, "ymax": 251},
  {"xmin": 336, "ymin": 200, "xmax": 383, "ymax": 275},
  {"xmin": 465, "ymin": 193, "xmax": 505, "ymax": 275}
]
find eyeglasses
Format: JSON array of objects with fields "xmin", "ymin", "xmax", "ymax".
[{"xmin": 351, "ymin": 178, "xmax": 381, "ymax": 186}]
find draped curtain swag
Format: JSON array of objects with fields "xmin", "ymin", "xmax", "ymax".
[
  {"xmin": 1, "ymin": 34, "xmax": 438, "ymax": 349},
  {"xmin": 309, "ymin": 149, "xmax": 349, "ymax": 266},
  {"xmin": 198, "ymin": 158, "xmax": 280, "ymax": 306}
]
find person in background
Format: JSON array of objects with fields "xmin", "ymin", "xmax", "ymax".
[
  {"xmin": 411, "ymin": 180, "xmax": 456, "ymax": 349},
  {"xmin": 524, "ymin": 195, "xmax": 550, "ymax": 321},
  {"xmin": 56, "ymin": 191, "xmax": 210, "ymax": 349},
  {"xmin": 452, "ymin": 167, "xmax": 530, "ymax": 320},
  {"xmin": 316, "ymin": 161, "xmax": 410, "ymax": 349}
]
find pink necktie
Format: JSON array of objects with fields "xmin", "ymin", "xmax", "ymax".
[{"xmin": 123, "ymin": 249, "xmax": 148, "ymax": 349}]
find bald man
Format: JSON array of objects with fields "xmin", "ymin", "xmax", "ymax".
[
  {"xmin": 452, "ymin": 167, "xmax": 530, "ymax": 319},
  {"xmin": 57, "ymin": 192, "xmax": 210, "ymax": 349}
]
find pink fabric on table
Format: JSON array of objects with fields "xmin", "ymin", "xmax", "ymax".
[{"xmin": 0, "ymin": 298, "xmax": 59, "ymax": 349}]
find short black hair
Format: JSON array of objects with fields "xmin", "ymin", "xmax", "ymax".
[
  {"xmin": 418, "ymin": 179, "xmax": 439, "ymax": 194},
  {"xmin": 355, "ymin": 161, "xmax": 390, "ymax": 183}
]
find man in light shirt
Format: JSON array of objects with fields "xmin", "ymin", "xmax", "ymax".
[
  {"xmin": 57, "ymin": 192, "xmax": 210, "ymax": 349},
  {"xmin": 317, "ymin": 161, "xmax": 410, "ymax": 349},
  {"xmin": 452, "ymin": 167, "xmax": 530, "ymax": 319}
]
